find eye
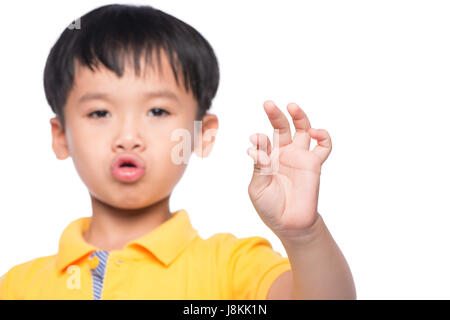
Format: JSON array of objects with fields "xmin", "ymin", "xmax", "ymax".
[
  {"xmin": 87, "ymin": 108, "xmax": 170, "ymax": 119},
  {"xmin": 88, "ymin": 110, "xmax": 110, "ymax": 118},
  {"xmin": 148, "ymin": 108, "xmax": 170, "ymax": 117}
]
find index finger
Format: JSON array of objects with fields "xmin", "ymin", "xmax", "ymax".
[
  {"xmin": 263, "ymin": 100, "xmax": 292, "ymax": 148},
  {"xmin": 287, "ymin": 102, "xmax": 312, "ymax": 150}
]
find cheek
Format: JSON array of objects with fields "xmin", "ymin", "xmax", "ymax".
[
  {"xmin": 153, "ymin": 140, "xmax": 190, "ymax": 182},
  {"xmin": 66, "ymin": 130, "xmax": 106, "ymax": 184},
  {"xmin": 160, "ymin": 139, "xmax": 189, "ymax": 168},
  {"xmin": 154, "ymin": 120, "xmax": 195, "ymax": 158}
]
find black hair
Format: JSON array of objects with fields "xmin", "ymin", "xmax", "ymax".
[{"xmin": 43, "ymin": 3, "xmax": 220, "ymax": 132}]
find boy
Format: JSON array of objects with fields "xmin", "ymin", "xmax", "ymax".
[{"xmin": 0, "ymin": 4, "xmax": 355, "ymax": 299}]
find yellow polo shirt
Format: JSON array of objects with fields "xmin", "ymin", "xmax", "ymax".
[{"xmin": 0, "ymin": 209, "xmax": 291, "ymax": 300}]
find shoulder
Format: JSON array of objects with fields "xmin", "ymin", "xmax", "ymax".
[
  {"xmin": 202, "ymin": 232, "xmax": 272, "ymax": 248},
  {"xmin": 200, "ymin": 233, "xmax": 291, "ymax": 299},
  {"xmin": 188, "ymin": 232, "xmax": 282, "ymax": 270},
  {"xmin": 0, "ymin": 254, "xmax": 57, "ymax": 299},
  {"xmin": 6, "ymin": 254, "xmax": 57, "ymax": 276},
  {"xmin": 198, "ymin": 232, "xmax": 290, "ymax": 273},
  {"xmin": 203, "ymin": 232, "xmax": 278, "ymax": 257}
]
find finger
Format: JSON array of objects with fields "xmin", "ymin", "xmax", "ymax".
[
  {"xmin": 287, "ymin": 102, "xmax": 312, "ymax": 150},
  {"xmin": 249, "ymin": 133, "xmax": 272, "ymax": 156},
  {"xmin": 263, "ymin": 100, "xmax": 292, "ymax": 148},
  {"xmin": 308, "ymin": 128, "xmax": 332, "ymax": 163},
  {"xmin": 247, "ymin": 147, "xmax": 272, "ymax": 170},
  {"xmin": 247, "ymin": 147, "xmax": 273, "ymax": 192}
]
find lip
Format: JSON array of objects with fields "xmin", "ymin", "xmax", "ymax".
[{"xmin": 111, "ymin": 153, "xmax": 146, "ymax": 183}]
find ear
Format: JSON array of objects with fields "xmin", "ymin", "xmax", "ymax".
[
  {"xmin": 50, "ymin": 117, "xmax": 71, "ymax": 160},
  {"xmin": 194, "ymin": 114, "xmax": 219, "ymax": 158}
]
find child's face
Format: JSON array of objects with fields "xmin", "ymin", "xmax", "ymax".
[{"xmin": 50, "ymin": 51, "xmax": 217, "ymax": 209}]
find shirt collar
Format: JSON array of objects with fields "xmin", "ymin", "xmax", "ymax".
[{"xmin": 55, "ymin": 209, "xmax": 198, "ymax": 273}]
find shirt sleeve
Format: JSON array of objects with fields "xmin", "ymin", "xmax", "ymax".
[{"xmin": 216, "ymin": 233, "xmax": 292, "ymax": 300}]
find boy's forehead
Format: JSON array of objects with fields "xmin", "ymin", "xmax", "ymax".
[{"xmin": 72, "ymin": 50, "xmax": 185, "ymax": 95}]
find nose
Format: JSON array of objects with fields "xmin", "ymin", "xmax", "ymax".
[
  {"xmin": 112, "ymin": 119, "xmax": 145, "ymax": 152},
  {"xmin": 114, "ymin": 139, "xmax": 143, "ymax": 152}
]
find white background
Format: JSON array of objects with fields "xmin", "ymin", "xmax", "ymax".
[{"xmin": 1, "ymin": 0, "xmax": 450, "ymax": 299}]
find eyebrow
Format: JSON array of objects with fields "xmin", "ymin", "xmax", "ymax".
[{"xmin": 77, "ymin": 89, "xmax": 180, "ymax": 104}]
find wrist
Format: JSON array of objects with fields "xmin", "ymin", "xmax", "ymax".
[{"xmin": 277, "ymin": 213, "xmax": 326, "ymax": 249}]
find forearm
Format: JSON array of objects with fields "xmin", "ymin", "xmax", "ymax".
[{"xmin": 280, "ymin": 213, "xmax": 356, "ymax": 300}]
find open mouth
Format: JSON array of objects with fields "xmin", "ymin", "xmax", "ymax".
[
  {"xmin": 111, "ymin": 154, "xmax": 146, "ymax": 183},
  {"xmin": 120, "ymin": 162, "xmax": 137, "ymax": 168}
]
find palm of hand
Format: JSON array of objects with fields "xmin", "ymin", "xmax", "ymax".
[{"xmin": 247, "ymin": 100, "xmax": 332, "ymax": 239}]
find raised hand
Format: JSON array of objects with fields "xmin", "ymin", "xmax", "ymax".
[{"xmin": 247, "ymin": 100, "xmax": 332, "ymax": 241}]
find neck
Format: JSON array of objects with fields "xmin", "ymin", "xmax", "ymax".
[{"xmin": 82, "ymin": 194, "xmax": 172, "ymax": 251}]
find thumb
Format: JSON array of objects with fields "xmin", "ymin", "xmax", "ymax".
[{"xmin": 247, "ymin": 134, "xmax": 273, "ymax": 195}]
